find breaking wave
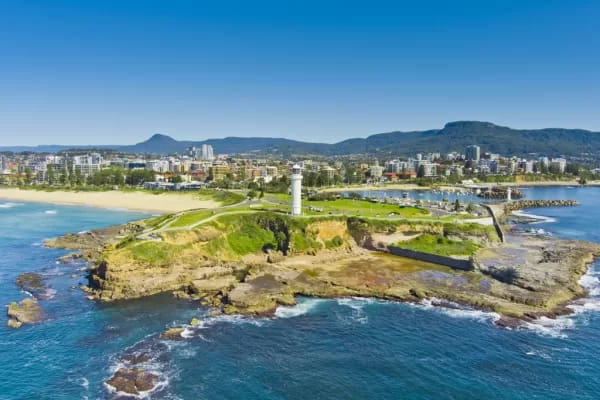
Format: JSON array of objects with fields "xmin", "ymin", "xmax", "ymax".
[{"xmin": 275, "ymin": 298, "xmax": 324, "ymax": 318}]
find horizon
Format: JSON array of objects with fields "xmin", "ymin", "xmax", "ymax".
[
  {"xmin": 3, "ymin": 119, "xmax": 600, "ymax": 148},
  {"xmin": 1, "ymin": 1, "xmax": 599, "ymax": 146}
]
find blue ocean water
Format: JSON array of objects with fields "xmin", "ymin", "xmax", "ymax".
[{"xmin": 1, "ymin": 187, "xmax": 600, "ymax": 399}]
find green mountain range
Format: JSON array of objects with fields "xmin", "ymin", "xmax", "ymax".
[{"xmin": 3, "ymin": 121, "xmax": 599, "ymax": 157}]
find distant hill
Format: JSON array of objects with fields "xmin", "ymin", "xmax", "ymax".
[{"xmin": 3, "ymin": 121, "xmax": 600, "ymax": 157}]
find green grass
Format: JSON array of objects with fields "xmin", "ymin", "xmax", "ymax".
[
  {"xmin": 169, "ymin": 211, "xmax": 212, "ymax": 228},
  {"xmin": 198, "ymin": 189, "xmax": 245, "ymax": 206},
  {"xmin": 227, "ymin": 223, "xmax": 277, "ymax": 255},
  {"xmin": 145, "ymin": 214, "xmax": 175, "ymax": 228},
  {"xmin": 305, "ymin": 198, "xmax": 429, "ymax": 218},
  {"xmin": 443, "ymin": 223, "xmax": 499, "ymax": 241},
  {"xmin": 395, "ymin": 233, "xmax": 480, "ymax": 256},
  {"xmin": 129, "ymin": 242, "xmax": 178, "ymax": 266}
]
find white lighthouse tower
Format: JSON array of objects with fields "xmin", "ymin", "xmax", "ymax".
[{"xmin": 290, "ymin": 164, "xmax": 303, "ymax": 216}]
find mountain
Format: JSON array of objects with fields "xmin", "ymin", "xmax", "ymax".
[{"xmin": 3, "ymin": 121, "xmax": 600, "ymax": 157}]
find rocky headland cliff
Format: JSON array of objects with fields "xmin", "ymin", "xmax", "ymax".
[{"xmin": 44, "ymin": 208, "xmax": 599, "ymax": 325}]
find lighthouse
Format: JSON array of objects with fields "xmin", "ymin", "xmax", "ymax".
[{"xmin": 290, "ymin": 164, "xmax": 303, "ymax": 216}]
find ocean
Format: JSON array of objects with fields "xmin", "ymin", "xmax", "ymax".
[{"xmin": 1, "ymin": 187, "xmax": 600, "ymax": 399}]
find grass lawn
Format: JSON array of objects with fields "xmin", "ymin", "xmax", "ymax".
[
  {"xmin": 305, "ymin": 198, "xmax": 429, "ymax": 218},
  {"xmin": 395, "ymin": 233, "xmax": 480, "ymax": 256},
  {"xmin": 198, "ymin": 189, "xmax": 246, "ymax": 206},
  {"xmin": 169, "ymin": 210, "xmax": 213, "ymax": 228}
]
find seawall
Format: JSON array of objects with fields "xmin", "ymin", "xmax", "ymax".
[{"xmin": 387, "ymin": 246, "xmax": 474, "ymax": 271}]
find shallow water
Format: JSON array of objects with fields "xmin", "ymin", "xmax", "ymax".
[{"xmin": 1, "ymin": 187, "xmax": 600, "ymax": 399}]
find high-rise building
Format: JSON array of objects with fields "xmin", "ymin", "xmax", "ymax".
[
  {"xmin": 201, "ymin": 144, "xmax": 214, "ymax": 161},
  {"xmin": 466, "ymin": 145, "xmax": 481, "ymax": 162}
]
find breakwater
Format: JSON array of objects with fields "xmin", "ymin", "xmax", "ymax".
[{"xmin": 504, "ymin": 199, "xmax": 578, "ymax": 212}]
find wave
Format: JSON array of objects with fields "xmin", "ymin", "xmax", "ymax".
[
  {"xmin": 44, "ymin": 210, "xmax": 57, "ymax": 215},
  {"xmin": 520, "ymin": 266, "xmax": 600, "ymax": 338},
  {"xmin": 511, "ymin": 210, "xmax": 557, "ymax": 224},
  {"xmin": 275, "ymin": 298, "xmax": 324, "ymax": 318},
  {"xmin": 0, "ymin": 202, "xmax": 22, "ymax": 209},
  {"xmin": 519, "ymin": 316, "xmax": 573, "ymax": 339},
  {"xmin": 415, "ymin": 297, "xmax": 501, "ymax": 324}
]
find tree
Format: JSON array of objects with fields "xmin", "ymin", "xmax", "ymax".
[
  {"xmin": 466, "ymin": 203, "xmax": 476, "ymax": 213},
  {"xmin": 46, "ymin": 165, "xmax": 55, "ymax": 185},
  {"xmin": 453, "ymin": 199, "xmax": 461, "ymax": 212},
  {"xmin": 23, "ymin": 167, "xmax": 32, "ymax": 185},
  {"xmin": 247, "ymin": 189, "xmax": 258, "ymax": 199},
  {"xmin": 417, "ymin": 165, "xmax": 426, "ymax": 178}
]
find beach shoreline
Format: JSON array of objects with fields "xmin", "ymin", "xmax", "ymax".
[{"xmin": 0, "ymin": 188, "xmax": 219, "ymax": 213}]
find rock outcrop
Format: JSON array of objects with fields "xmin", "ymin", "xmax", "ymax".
[
  {"xmin": 7, "ymin": 298, "xmax": 42, "ymax": 328},
  {"xmin": 105, "ymin": 368, "xmax": 159, "ymax": 396}
]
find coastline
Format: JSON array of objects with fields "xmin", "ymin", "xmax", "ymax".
[
  {"xmin": 0, "ymin": 188, "xmax": 218, "ymax": 213},
  {"xmin": 319, "ymin": 180, "xmax": 600, "ymax": 193}
]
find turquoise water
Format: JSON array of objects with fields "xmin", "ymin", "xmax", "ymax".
[{"xmin": 1, "ymin": 187, "xmax": 600, "ymax": 399}]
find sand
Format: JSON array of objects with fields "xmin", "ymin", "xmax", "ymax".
[{"xmin": 0, "ymin": 188, "xmax": 220, "ymax": 213}]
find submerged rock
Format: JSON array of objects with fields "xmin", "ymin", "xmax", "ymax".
[
  {"xmin": 15, "ymin": 273, "xmax": 52, "ymax": 300},
  {"xmin": 105, "ymin": 368, "xmax": 158, "ymax": 396},
  {"xmin": 7, "ymin": 298, "xmax": 42, "ymax": 328}
]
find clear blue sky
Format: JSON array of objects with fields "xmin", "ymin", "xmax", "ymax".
[{"xmin": 0, "ymin": 0, "xmax": 598, "ymax": 145}]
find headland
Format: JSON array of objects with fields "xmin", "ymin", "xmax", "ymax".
[{"xmin": 38, "ymin": 194, "xmax": 598, "ymax": 330}]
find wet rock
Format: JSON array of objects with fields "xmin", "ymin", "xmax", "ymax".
[
  {"xmin": 190, "ymin": 318, "xmax": 200, "ymax": 327},
  {"xmin": 495, "ymin": 316, "xmax": 522, "ymax": 330},
  {"xmin": 15, "ymin": 273, "xmax": 48, "ymax": 299},
  {"xmin": 7, "ymin": 298, "xmax": 42, "ymax": 328},
  {"xmin": 121, "ymin": 352, "xmax": 152, "ymax": 365},
  {"xmin": 105, "ymin": 368, "xmax": 158, "ymax": 396},
  {"xmin": 160, "ymin": 327, "xmax": 185, "ymax": 341}
]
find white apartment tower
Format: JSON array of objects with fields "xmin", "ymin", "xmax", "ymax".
[
  {"xmin": 201, "ymin": 144, "xmax": 214, "ymax": 161},
  {"xmin": 290, "ymin": 164, "xmax": 302, "ymax": 216}
]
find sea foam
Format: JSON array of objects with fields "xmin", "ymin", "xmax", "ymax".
[{"xmin": 275, "ymin": 298, "xmax": 324, "ymax": 318}]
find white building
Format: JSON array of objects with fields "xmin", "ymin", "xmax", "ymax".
[
  {"xmin": 201, "ymin": 144, "xmax": 214, "ymax": 161},
  {"xmin": 550, "ymin": 158, "xmax": 567, "ymax": 174},
  {"xmin": 290, "ymin": 165, "xmax": 302, "ymax": 216},
  {"xmin": 72, "ymin": 153, "xmax": 102, "ymax": 176}
]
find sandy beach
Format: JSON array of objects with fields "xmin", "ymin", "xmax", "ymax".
[{"xmin": 0, "ymin": 188, "xmax": 220, "ymax": 213}]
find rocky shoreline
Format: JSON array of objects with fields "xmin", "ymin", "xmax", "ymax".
[{"xmin": 42, "ymin": 211, "xmax": 600, "ymax": 328}]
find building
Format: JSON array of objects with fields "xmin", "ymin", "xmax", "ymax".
[
  {"xmin": 201, "ymin": 144, "xmax": 214, "ymax": 161},
  {"xmin": 290, "ymin": 164, "xmax": 302, "ymax": 216},
  {"xmin": 466, "ymin": 145, "xmax": 481, "ymax": 162},
  {"xmin": 369, "ymin": 165, "xmax": 384, "ymax": 180},
  {"xmin": 416, "ymin": 161, "xmax": 437, "ymax": 177},
  {"xmin": 550, "ymin": 158, "xmax": 567, "ymax": 174},
  {"xmin": 72, "ymin": 153, "xmax": 103, "ymax": 176},
  {"xmin": 208, "ymin": 164, "xmax": 229, "ymax": 181}
]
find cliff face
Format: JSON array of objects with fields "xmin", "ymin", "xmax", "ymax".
[{"xmin": 47, "ymin": 213, "xmax": 600, "ymax": 322}]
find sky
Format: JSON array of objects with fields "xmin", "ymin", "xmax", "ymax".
[{"xmin": 0, "ymin": 0, "xmax": 599, "ymax": 146}]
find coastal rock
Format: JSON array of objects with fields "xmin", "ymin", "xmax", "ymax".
[
  {"xmin": 7, "ymin": 298, "xmax": 42, "ymax": 328},
  {"xmin": 105, "ymin": 368, "xmax": 158, "ymax": 396},
  {"xmin": 160, "ymin": 327, "xmax": 186, "ymax": 340},
  {"xmin": 15, "ymin": 273, "xmax": 50, "ymax": 300}
]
